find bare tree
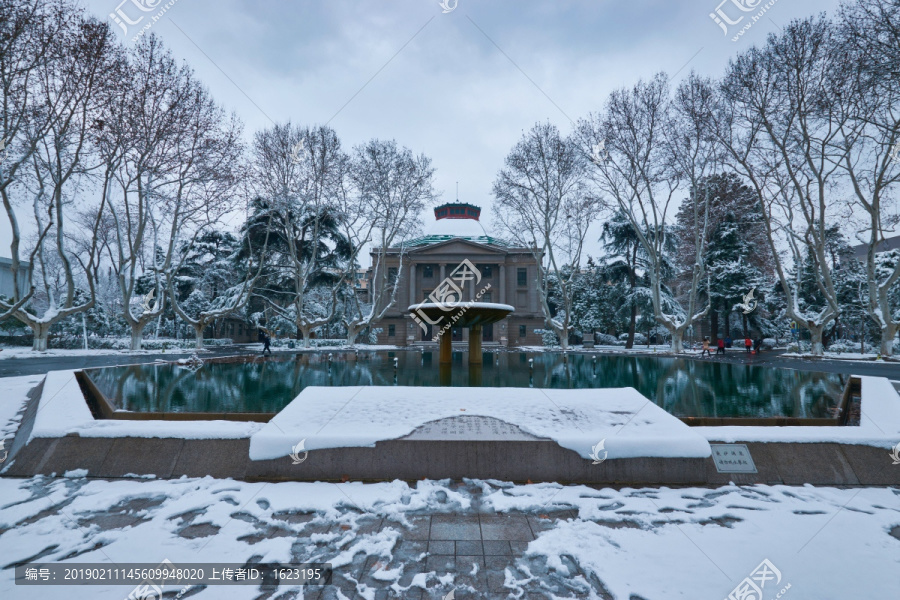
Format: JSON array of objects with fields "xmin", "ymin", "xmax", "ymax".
[
  {"xmin": 97, "ymin": 35, "xmax": 202, "ymax": 350},
  {"xmin": 163, "ymin": 78, "xmax": 247, "ymax": 349},
  {"xmin": 835, "ymin": 0, "xmax": 900, "ymax": 355},
  {"xmin": 0, "ymin": 0, "xmax": 72, "ymax": 328},
  {"xmin": 340, "ymin": 139, "xmax": 435, "ymax": 346},
  {"xmin": 0, "ymin": 5, "xmax": 118, "ymax": 350},
  {"xmin": 580, "ymin": 73, "xmax": 708, "ymax": 353},
  {"xmin": 492, "ymin": 122, "xmax": 600, "ymax": 349},
  {"xmin": 245, "ymin": 122, "xmax": 348, "ymax": 347},
  {"xmin": 716, "ymin": 17, "xmax": 846, "ymax": 355}
]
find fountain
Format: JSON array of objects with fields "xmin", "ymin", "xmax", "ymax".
[
  {"xmin": 409, "ymin": 302, "xmax": 514, "ymax": 385},
  {"xmin": 409, "ymin": 302, "xmax": 513, "ymax": 363}
]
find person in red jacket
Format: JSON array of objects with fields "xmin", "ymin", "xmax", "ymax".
[
  {"xmin": 716, "ymin": 337, "xmax": 725, "ymax": 355},
  {"xmin": 744, "ymin": 336, "xmax": 752, "ymax": 353}
]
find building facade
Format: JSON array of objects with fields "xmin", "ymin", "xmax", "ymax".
[
  {"xmin": 0, "ymin": 257, "xmax": 30, "ymax": 300},
  {"xmin": 369, "ymin": 202, "xmax": 545, "ymax": 347}
]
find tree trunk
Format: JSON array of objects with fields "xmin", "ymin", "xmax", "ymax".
[
  {"xmin": 129, "ymin": 321, "xmax": 146, "ymax": 351},
  {"xmin": 299, "ymin": 325, "xmax": 313, "ymax": 348},
  {"xmin": 626, "ymin": 304, "xmax": 636, "ymax": 349},
  {"xmin": 710, "ymin": 307, "xmax": 719, "ymax": 342},
  {"xmin": 32, "ymin": 322, "xmax": 50, "ymax": 352},
  {"xmin": 556, "ymin": 323, "xmax": 569, "ymax": 350},
  {"xmin": 880, "ymin": 324, "xmax": 897, "ymax": 356},
  {"xmin": 194, "ymin": 324, "xmax": 205, "ymax": 349},
  {"xmin": 346, "ymin": 323, "xmax": 365, "ymax": 347},
  {"xmin": 670, "ymin": 329, "xmax": 684, "ymax": 353},
  {"xmin": 809, "ymin": 326, "xmax": 824, "ymax": 357}
]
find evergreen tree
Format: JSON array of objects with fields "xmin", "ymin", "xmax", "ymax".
[{"xmin": 675, "ymin": 172, "xmax": 772, "ymax": 339}]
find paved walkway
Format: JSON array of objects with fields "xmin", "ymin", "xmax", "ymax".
[{"xmin": 312, "ymin": 507, "xmax": 570, "ymax": 599}]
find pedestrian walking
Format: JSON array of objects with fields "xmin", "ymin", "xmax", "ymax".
[
  {"xmin": 725, "ymin": 336, "xmax": 732, "ymax": 348},
  {"xmin": 716, "ymin": 338, "xmax": 725, "ymax": 355},
  {"xmin": 701, "ymin": 337, "xmax": 711, "ymax": 357},
  {"xmin": 754, "ymin": 337, "xmax": 763, "ymax": 354},
  {"xmin": 744, "ymin": 336, "xmax": 752, "ymax": 353},
  {"xmin": 259, "ymin": 329, "xmax": 272, "ymax": 355}
]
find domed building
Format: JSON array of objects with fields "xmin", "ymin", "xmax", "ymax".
[{"xmin": 368, "ymin": 202, "xmax": 544, "ymax": 347}]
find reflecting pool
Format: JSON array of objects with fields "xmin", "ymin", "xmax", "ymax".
[{"xmin": 85, "ymin": 351, "xmax": 845, "ymax": 419}]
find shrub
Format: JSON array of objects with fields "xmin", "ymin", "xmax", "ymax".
[
  {"xmin": 618, "ymin": 332, "xmax": 647, "ymax": 345},
  {"xmin": 46, "ymin": 336, "xmax": 233, "ymax": 350},
  {"xmin": 540, "ymin": 329, "xmax": 560, "ymax": 347},
  {"xmin": 595, "ymin": 333, "xmax": 620, "ymax": 346}
]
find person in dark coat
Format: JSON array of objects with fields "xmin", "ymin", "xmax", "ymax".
[
  {"xmin": 259, "ymin": 329, "xmax": 272, "ymax": 355},
  {"xmin": 754, "ymin": 337, "xmax": 763, "ymax": 353}
]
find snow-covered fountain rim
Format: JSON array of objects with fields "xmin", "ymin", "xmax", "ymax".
[
  {"xmin": 22, "ymin": 369, "xmax": 900, "ymax": 450},
  {"xmin": 72, "ymin": 350, "xmax": 854, "ymax": 426}
]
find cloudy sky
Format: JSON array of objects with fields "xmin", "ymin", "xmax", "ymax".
[{"xmin": 44, "ymin": 0, "xmax": 845, "ymax": 260}]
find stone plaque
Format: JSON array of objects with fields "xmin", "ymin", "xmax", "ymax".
[
  {"xmin": 711, "ymin": 443, "xmax": 757, "ymax": 473},
  {"xmin": 401, "ymin": 415, "xmax": 543, "ymax": 441}
]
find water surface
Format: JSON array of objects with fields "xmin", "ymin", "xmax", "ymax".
[{"xmin": 86, "ymin": 351, "xmax": 844, "ymax": 419}]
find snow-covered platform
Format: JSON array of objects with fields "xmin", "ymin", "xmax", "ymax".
[
  {"xmin": 2, "ymin": 371, "xmax": 899, "ymax": 485},
  {"xmin": 244, "ymin": 386, "xmax": 711, "ymax": 483}
]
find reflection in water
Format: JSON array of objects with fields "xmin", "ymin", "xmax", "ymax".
[{"xmin": 86, "ymin": 351, "xmax": 843, "ymax": 418}]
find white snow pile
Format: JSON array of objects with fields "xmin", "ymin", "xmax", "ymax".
[
  {"xmin": 0, "ymin": 375, "xmax": 41, "ymax": 443},
  {"xmin": 249, "ymin": 385, "xmax": 712, "ymax": 461},
  {"xmin": 0, "ymin": 476, "xmax": 896, "ymax": 599}
]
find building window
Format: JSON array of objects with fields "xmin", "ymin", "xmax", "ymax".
[
  {"xmin": 424, "ymin": 290, "xmax": 432, "ymax": 301},
  {"xmin": 519, "ymin": 325, "xmax": 526, "ymax": 337},
  {"xmin": 478, "ymin": 265, "xmax": 493, "ymax": 278},
  {"xmin": 388, "ymin": 267, "xmax": 397, "ymax": 283},
  {"xmin": 388, "ymin": 324, "xmax": 396, "ymax": 337},
  {"xmin": 483, "ymin": 292, "xmax": 492, "ymax": 302},
  {"xmin": 517, "ymin": 268, "xmax": 527, "ymax": 286},
  {"xmin": 423, "ymin": 265, "xmax": 434, "ymax": 278}
]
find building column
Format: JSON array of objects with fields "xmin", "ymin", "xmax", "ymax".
[
  {"xmin": 409, "ymin": 264, "xmax": 416, "ymax": 305},
  {"xmin": 440, "ymin": 263, "xmax": 446, "ymax": 282},
  {"xmin": 439, "ymin": 329, "xmax": 452, "ymax": 364},
  {"xmin": 499, "ymin": 264, "xmax": 506, "ymax": 305},
  {"xmin": 469, "ymin": 325, "xmax": 482, "ymax": 364}
]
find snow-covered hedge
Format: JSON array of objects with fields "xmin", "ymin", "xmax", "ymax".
[
  {"xmin": 761, "ymin": 338, "xmax": 777, "ymax": 350},
  {"xmin": 828, "ymin": 339, "xmax": 874, "ymax": 354},
  {"xmin": 270, "ymin": 338, "xmax": 347, "ymax": 348},
  {"xmin": 538, "ymin": 329, "xmax": 560, "ymax": 347},
  {"xmin": 619, "ymin": 332, "xmax": 648, "ymax": 345},
  {"xmin": 48, "ymin": 336, "xmax": 234, "ymax": 350},
  {"xmin": 595, "ymin": 333, "xmax": 624, "ymax": 346}
]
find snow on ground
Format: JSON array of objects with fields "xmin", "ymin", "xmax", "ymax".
[
  {"xmin": 0, "ymin": 476, "xmax": 896, "ymax": 599},
  {"xmin": 0, "ymin": 375, "xmax": 42, "ymax": 444},
  {"xmin": 518, "ymin": 345, "xmax": 673, "ymax": 354},
  {"xmin": 0, "ymin": 346, "xmax": 201, "ymax": 360},
  {"xmin": 782, "ymin": 351, "xmax": 900, "ymax": 363}
]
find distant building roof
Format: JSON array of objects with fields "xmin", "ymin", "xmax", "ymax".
[
  {"xmin": 852, "ymin": 235, "xmax": 900, "ymax": 259},
  {"xmin": 0, "ymin": 256, "xmax": 31, "ymax": 267},
  {"xmin": 406, "ymin": 202, "xmax": 511, "ymax": 248}
]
